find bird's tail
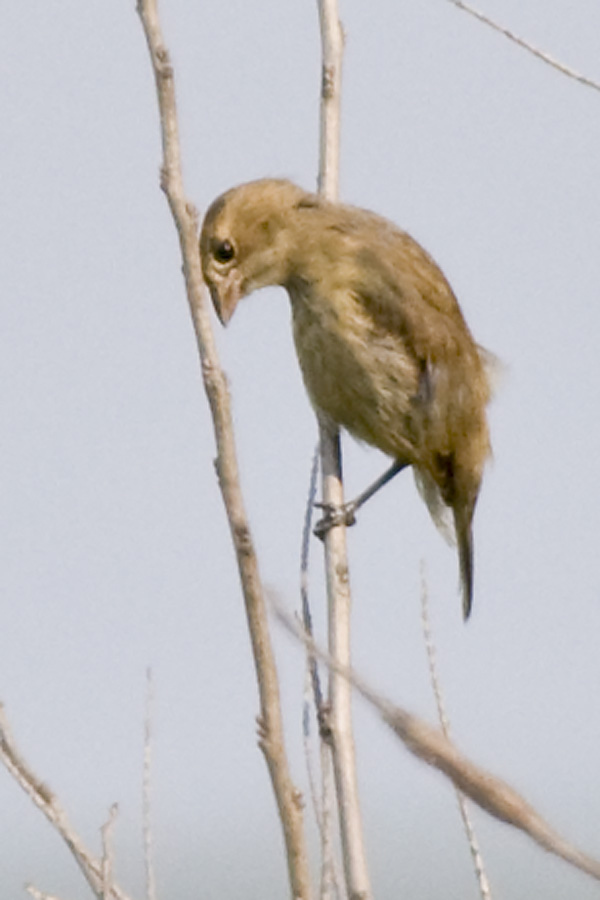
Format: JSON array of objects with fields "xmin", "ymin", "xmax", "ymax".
[
  {"xmin": 453, "ymin": 503, "xmax": 474, "ymax": 620},
  {"xmin": 414, "ymin": 468, "xmax": 477, "ymax": 619}
]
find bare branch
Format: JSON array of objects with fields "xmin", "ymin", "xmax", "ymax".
[
  {"xmin": 272, "ymin": 598, "xmax": 600, "ymax": 885},
  {"xmin": 420, "ymin": 567, "xmax": 492, "ymax": 900},
  {"xmin": 317, "ymin": 0, "xmax": 344, "ymax": 201},
  {"xmin": 143, "ymin": 669, "xmax": 157, "ymax": 900},
  {"xmin": 135, "ymin": 2, "xmax": 312, "ymax": 897},
  {"xmin": 447, "ymin": 0, "xmax": 600, "ymax": 94},
  {"xmin": 0, "ymin": 704, "xmax": 133, "ymax": 900},
  {"xmin": 315, "ymin": 1, "xmax": 371, "ymax": 897}
]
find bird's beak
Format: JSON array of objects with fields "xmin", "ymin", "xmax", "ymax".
[{"xmin": 208, "ymin": 270, "xmax": 244, "ymax": 326}]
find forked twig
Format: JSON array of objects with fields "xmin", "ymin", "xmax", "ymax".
[{"xmin": 0, "ymin": 704, "xmax": 133, "ymax": 900}]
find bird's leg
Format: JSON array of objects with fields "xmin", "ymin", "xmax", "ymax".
[{"xmin": 313, "ymin": 460, "xmax": 408, "ymax": 538}]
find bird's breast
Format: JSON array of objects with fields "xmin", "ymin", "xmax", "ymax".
[{"xmin": 287, "ymin": 280, "xmax": 420, "ymax": 460}]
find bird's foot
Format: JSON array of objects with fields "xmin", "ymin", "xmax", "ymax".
[{"xmin": 313, "ymin": 501, "xmax": 357, "ymax": 540}]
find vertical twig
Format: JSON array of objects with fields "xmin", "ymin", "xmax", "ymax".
[
  {"xmin": 100, "ymin": 804, "xmax": 118, "ymax": 900},
  {"xmin": 300, "ymin": 447, "xmax": 344, "ymax": 898},
  {"xmin": 301, "ymin": 447, "xmax": 340, "ymax": 894},
  {"xmin": 316, "ymin": 3, "xmax": 372, "ymax": 898},
  {"xmin": 316, "ymin": 1, "xmax": 343, "ymax": 203},
  {"xmin": 300, "ymin": 444, "xmax": 325, "ymax": 713},
  {"xmin": 135, "ymin": 3, "xmax": 312, "ymax": 898},
  {"xmin": 419, "ymin": 566, "xmax": 492, "ymax": 900},
  {"xmin": 143, "ymin": 669, "xmax": 158, "ymax": 900},
  {"xmin": 302, "ymin": 666, "xmax": 343, "ymax": 900},
  {"xmin": 319, "ymin": 737, "xmax": 344, "ymax": 900}
]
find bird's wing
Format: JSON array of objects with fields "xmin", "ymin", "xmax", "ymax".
[{"xmin": 346, "ymin": 238, "xmax": 469, "ymax": 367}]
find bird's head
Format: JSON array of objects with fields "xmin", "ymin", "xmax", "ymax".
[{"xmin": 200, "ymin": 179, "xmax": 311, "ymax": 325}]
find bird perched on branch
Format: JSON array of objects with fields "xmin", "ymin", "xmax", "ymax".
[{"xmin": 200, "ymin": 179, "xmax": 491, "ymax": 618}]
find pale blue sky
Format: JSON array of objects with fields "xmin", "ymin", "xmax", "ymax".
[{"xmin": 1, "ymin": 2, "xmax": 600, "ymax": 898}]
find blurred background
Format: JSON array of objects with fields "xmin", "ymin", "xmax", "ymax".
[{"xmin": 1, "ymin": 1, "xmax": 600, "ymax": 897}]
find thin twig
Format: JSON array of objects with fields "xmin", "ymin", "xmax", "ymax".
[
  {"xmin": 447, "ymin": 0, "xmax": 600, "ymax": 94},
  {"xmin": 303, "ymin": 666, "xmax": 323, "ymax": 832},
  {"xmin": 272, "ymin": 597, "xmax": 600, "ymax": 885},
  {"xmin": 26, "ymin": 886, "xmax": 64, "ymax": 900},
  {"xmin": 300, "ymin": 447, "xmax": 341, "ymax": 900},
  {"xmin": 319, "ymin": 738, "xmax": 345, "ymax": 900},
  {"xmin": 302, "ymin": 667, "xmax": 343, "ymax": 900},
  {"xmin": 316, "ymin": 1, "xmax": 372, "ymax": 898},
  {"xmin": 0, "ymin": 704, "xmax": 133, "ymax": 900},
  {"xmin": 100, "ymin": 804, "xmax": 118, "ymax": 900},
  {"xmin": 420, "ymin": 566, "xmax": 492, "ymax": 900},
  {"xmin": 135, "ymin": 2, "xmax": 312, "ymax": 897},
  {"xmin": 300, "ymin": 443, "xmax": 325, "ymax": 715},
  {"xmin": 300, "ymin": 446, "xmax": 339, "ymax": 896},
  {"xmin": 143, "ymin": 669, "xmax": 157, "ymax": 900}
]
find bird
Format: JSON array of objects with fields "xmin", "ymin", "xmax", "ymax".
[{"xmin": 200, "ymin": 179, "xmax": 491, "ymax": 618}]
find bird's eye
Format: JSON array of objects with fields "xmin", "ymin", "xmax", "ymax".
[{"xmin": 213, "ymin": 239, "xmax": 235, "ymax": 264}]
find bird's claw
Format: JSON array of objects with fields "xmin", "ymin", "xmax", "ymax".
[{"xmin": 313, "ymin": 502, "xmax": 357, "ymax": 540}]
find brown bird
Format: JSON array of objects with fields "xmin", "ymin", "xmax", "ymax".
[{"xmin": 200, "ymin": 179, "xmax": 491, "ymax": 618}]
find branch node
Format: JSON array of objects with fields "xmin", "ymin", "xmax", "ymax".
[
  {"xmin": 185, "ymin": 202, "xmax": 200, "ymax": 229},
  {"xmin": 321, "ymin": 65, "xmax": 336, "ymax": 100}
]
